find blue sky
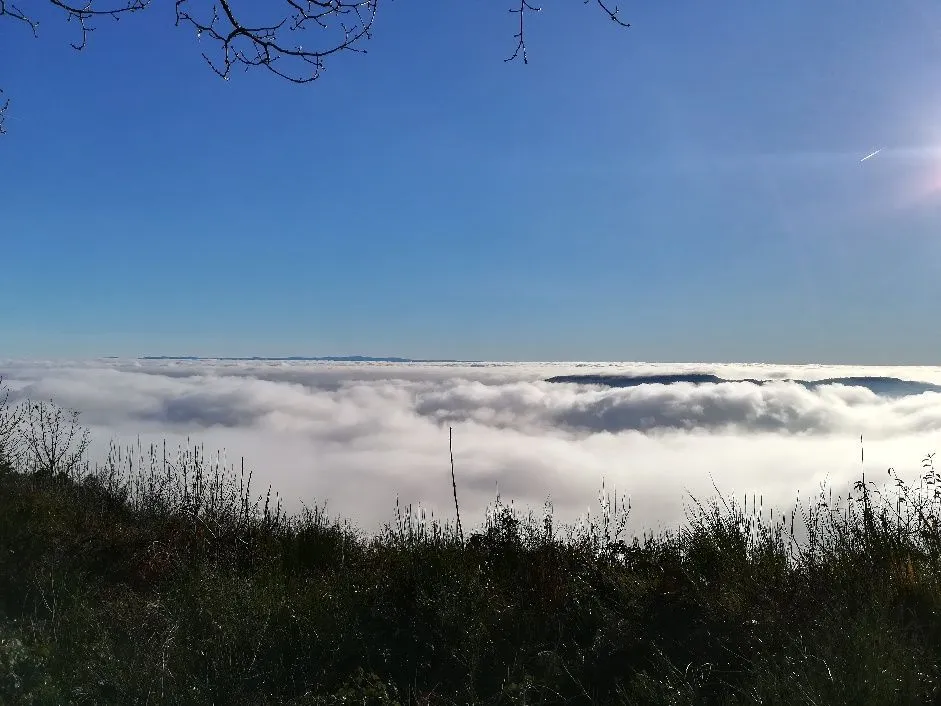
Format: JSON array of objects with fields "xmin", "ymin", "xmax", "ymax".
[{"xmin": 3, "ymin": 1, "xmax": 941, "ymax": 363}]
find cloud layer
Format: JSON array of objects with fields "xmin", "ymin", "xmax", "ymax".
[{"xmin": 2, "ymin": 358, "xmax": 940, "ymax": 533}]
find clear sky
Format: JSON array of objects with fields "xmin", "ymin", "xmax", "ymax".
[{"xmin": 3, "ymin": 1, "xmax": 941, "ymax": 363}]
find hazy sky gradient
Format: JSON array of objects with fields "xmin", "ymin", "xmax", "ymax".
[{"xmin": 3, "ymin": 1, "xmax": 941, "ymax": 362}]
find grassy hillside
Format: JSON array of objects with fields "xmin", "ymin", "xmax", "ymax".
[{"xmin": 1, "ymin": 399, "xmax": 940, "ymax": 704}]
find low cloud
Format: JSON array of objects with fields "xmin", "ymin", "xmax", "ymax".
[
  {"xmin": 1, "ymin": 358, "xmax": 939, "ymax": 534},
  {"xmin": 415, "ymin": 377, "xmax": 941, "ymax": 435}
]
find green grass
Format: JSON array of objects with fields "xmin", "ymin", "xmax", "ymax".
[{"xmin": 1, "ymin": 402, "xmax": 941, "ymax": 703}]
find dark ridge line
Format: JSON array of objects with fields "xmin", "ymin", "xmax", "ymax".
[{"xmin": 545, "ymin": 373, "xmax": 941, "ymax": 397}]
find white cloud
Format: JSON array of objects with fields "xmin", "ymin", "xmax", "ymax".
[{"xmin": 1, "ymin": 358, "xmax": 939, "ymax": 535}]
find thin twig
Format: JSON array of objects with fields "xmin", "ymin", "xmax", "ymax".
[
  {"xmin": 174, "ymin": 0, "xmax": 378, "ymax": 83},
  {"xmin": 505, "ymin": 0, "xmax": 541, "ymax": 64},
  {"xmin": 449, "ymin": 426, "xmax": 463, "ymax": 544}
]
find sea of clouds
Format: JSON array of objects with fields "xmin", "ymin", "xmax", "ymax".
[{"xmin": 2, "ymin": 358, "xmax": 940, "ymax": 535}]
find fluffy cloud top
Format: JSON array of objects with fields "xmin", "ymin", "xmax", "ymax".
[{"xmin": 2, "ymin": 358, "xmax": 939, "ymax": 533}]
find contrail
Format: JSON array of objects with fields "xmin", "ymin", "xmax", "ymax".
[{"xmin": 860, "ymin": 149, "xmax": 882, "ymax": 163}]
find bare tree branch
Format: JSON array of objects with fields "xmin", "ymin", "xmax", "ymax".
[
  {"xmin": 0, "ymin": 379, "xmax": 22, "ymax": 471},
  {"xmin": 0, "ymin": 90, "xmax": 8, "ymax": 136},
  {"xmin": 47, "ymin": 0, "xmax": 150, "ymax": 50},
  {"xmin": 0, "ymin": 0, "xmax": 629, "ymax": 132},
  {"xmin": 505, "ymin": 0, "xmax": 540, "ymax": 65},
  {"xmin": 505, "ymin": 0, "xmax": 630, "ymax": 65},
  {"xmin": 592, "ymin": 0, "xmax": 631, "ymax": 28},
  {"xmin": 0, "ymin": 1, "xmax": 150, "ymax": 131},
  {"xmin": 0, "ymin": 1, "xmax": 40, "ymax": 36},
  {"xmin": 1, "ymin": 1, "xmax": 151, "ymax": 50},
  {"xmin": 21, "ymin": 399, "xmax": 90, "ymax": 478},
  {"xmin": 173, "ymin": 0, "xmax": 379, "ymax": 83}
]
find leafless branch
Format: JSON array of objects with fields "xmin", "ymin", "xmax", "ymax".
[
  {"xmin": 505, "ymin": 0, "xmax": 541, "ymax": 65},
  {"xmin": 173, "ymin": 0, "xmax": 379, "ymax": 83},
  {"xmin": 0, "ymin": 379, "xmax": 22, "ymax": 470},
  {"xmin": 21, "ymin": 400, "xmax": 90, "ymax": 478},
  {"xmin": 0, "ymin": 90, "xmax": 8, "ymax": 136},
  {"xmin": 505, "ymin": 0, "xmax": 630, "ymax": 65},
  {"xmin": 0, "ymin": 1, "xmax": 39, "ymax": 35},
  {"xmin": 0, "ymin": 1, "xmax": 149, "ymax": 132},
  {"xmin": 49, "ymin": 0, "xmax": 149, "ymax": 50},
  {"xmin": 591, "ymin": 0, "xmax": 631, "ymax": 28},
  {"xmin": 1, "ymin": 1, "xmax": 151, "ymax": 50},
  {"xmin": 0, "ymin": 0, "xmax": 630, "ymax": 133}
]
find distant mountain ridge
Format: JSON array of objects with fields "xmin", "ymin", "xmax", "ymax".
[
  {"xmin": 139, "ymin": 355, "xmax": 462, "ymax": 363},
  {"xmin": 545, "ymin": 373, "xmax": 941, "ymax": 398}
]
